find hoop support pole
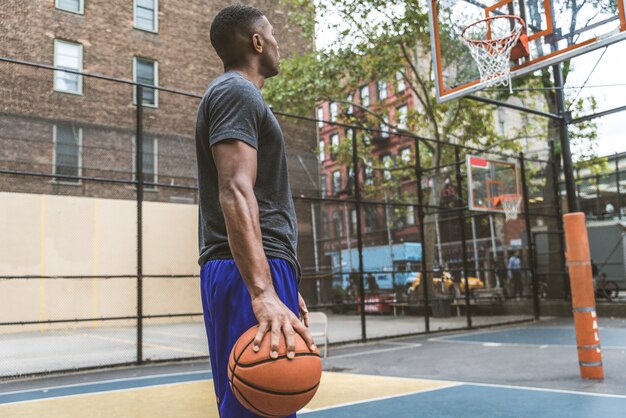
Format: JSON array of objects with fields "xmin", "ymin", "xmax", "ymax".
[{"xmin": 563, "ymin": 212, "xmax": 604, "ymax": 380}]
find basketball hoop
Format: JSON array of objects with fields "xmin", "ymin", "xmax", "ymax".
[
  {"xmin": 461, "ymin": 15, "xmax": 529, "ymax": 92},
  {"xmin": 496, "ymin": 193, "xmax": 523, "ymax": 221}
]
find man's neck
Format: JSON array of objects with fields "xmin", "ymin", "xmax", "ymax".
[{"xmin": 225, "ymin": 65, "xmax": 265, "ymax": 89}]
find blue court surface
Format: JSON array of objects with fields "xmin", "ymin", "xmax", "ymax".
[
  {"xmin": 2, "ymin": 320, "xmax": 626, "ymax": 417},
  {"xmin": 429, "ymin": 325, "xmax": 626, "ymax": 348},
  {"xmin": 302, "ymin": 384, "xmax": 626, "ymax": 418}
]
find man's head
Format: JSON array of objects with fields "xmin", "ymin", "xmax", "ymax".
[{"xmin": 210, "ymin": 5, "xmax": 280, "ymax": 77}]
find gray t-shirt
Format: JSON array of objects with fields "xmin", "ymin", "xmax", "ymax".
[{"xmin": 195, "ymin": 71, "xmax": 300, "ymax": 277}]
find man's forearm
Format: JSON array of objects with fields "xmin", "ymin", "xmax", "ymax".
[{"xmin": 219, "ymin": 185, "xmax": 274, "ymax": 297}]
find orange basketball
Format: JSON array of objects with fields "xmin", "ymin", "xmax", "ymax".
[{"xmin": 228, "ymin": 325, "xmax": 322, "ymax": 417}]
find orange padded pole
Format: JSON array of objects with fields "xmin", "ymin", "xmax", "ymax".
[{"xmin": 563, "ymin": 213, "xmax": 604, "ymax": 379}]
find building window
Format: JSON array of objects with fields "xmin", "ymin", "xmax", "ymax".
[
  {"xmin": 320, "ymin": 174, "xmax": 327, "ymax": 197},
  {"xmin": 396, "ymin": 104, "xmax": 408, "ymax": 130},
  {"xmin": 345, "ymin": 128, "xmax": 354, "ymax": 142},
  {"xmin": 396, "ymin": 71, "xmax": 406, "ymax": 93},
  {"xmin": 53, "ymin": 40, "xmax": 82, "ymax": 94},
  {"xmin": 346, "ymin": 93, "xmax": 354, "ymax": 114},
  {"xmin": 330, "ymin": 133, "xmax": 340, "ymax": 160},
  {"xmin": 321, "ymin": 212, "xmax": 329, "ymax": 239},
  {"xmin": 53, "ymin": 124, "xmax": 82, "ymax": 183},
  {"xmin": 363, "ymin": 164, "xmax": 374, "ymax": 186},
  {"xmin": 377, "ymin": 81, "xmax": 388, "ymax": 101},
  {"xmin": 350, "ymin": 209, "xmax": 357, "ymax": 235},
  {"xmin": 381, "ymin": 153, "xmax": 394, "ymax": 181},
  {"xmin": 134, "ymin": 0, "xmax": 158, "ymax": 32},
  {"xmin": 332, "ymin": 170, "xmax": 342, "ymax": 195},
  {"xmin": 360, "ymin": 85, "xmax": 370, "ymax": 107},
  {"xmin": 330, "ymin": 102, "xmax": 338, "ymax": 122},
  {"xmin": 406, "ymin": 207, "xmax": 416, "ymax": 225},
  {"xmin": 319, "ymin": 140, "xmax": 326, "ymax": 162},
  {"xmin": 365, "ymin": 206, "xmax": 378, "ymax": 233},
  {"xmin": 55, "ymin": 0, "xmax": 83, "ymax": 14},
  {"xmin": 400, "ymin": 147, "xmax": 412, "ymax": 164},
  {"xmin": 132, "ymin": 136, "xmax": 158, "ymax": 189},
  {"xmin": 332, "ymin": 211, "xmax": 343, "ymax": 239},
  {"xmin": 317, "ymin": 106, "xmax": 324, "ymax": 127},
  {"xmin": 380, "ymin": 115, "xmax": 390, "ymax": 138},
  {"xmin": 134, "ymin": 57, "xmax": 158, "ymax": 107}
]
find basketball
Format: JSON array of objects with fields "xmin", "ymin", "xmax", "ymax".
[{"xmin": 228, "ymin": 325, "xmax": 322, "ymax": 417}]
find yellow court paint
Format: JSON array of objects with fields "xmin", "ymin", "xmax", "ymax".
[
  {"xmin": 0, "ymin": 372, "xmax": 456, "ymax": 418},
  {"xmin": 39, "ymin": 194, "xmax": 46, "ymax": 332},
  {"xmin": 0, "ymin": 381, "xmax": 219, "ymax": 418}
]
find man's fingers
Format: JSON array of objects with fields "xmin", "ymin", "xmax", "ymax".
[
  {"xmin": 253, "ymin": 322, "xmax": 269, "ymax": 352},
  {"xmin": 283, "ymin": 323, "xmax": 296, "ymax": 360},
  {"xmin": 302, "ymin": 310, "xmax": 309, "ymax": 328},
  {"xmin": 293, "ymin": 320, "xmax": 316, "ymax": 352},
  {"xmin": 269, "ymin": 323, "xmax": 281, "ymax": 359}
]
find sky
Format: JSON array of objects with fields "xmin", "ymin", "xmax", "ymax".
[{"xmin": 314, "ymin": 4, "xmax": 626, "ymax": 158}]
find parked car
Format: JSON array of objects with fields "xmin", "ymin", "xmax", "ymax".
[{"xmin": 405, "ymin": 271, "xmax": 484, "ymax": 297}]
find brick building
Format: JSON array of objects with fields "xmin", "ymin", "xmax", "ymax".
[
  {"xmin": 0, "ymin": 0, "xmax": 318, "ymax": 272},
  {"xmin": 316, "ymin": 72, "xmax": 537, "ymax": 277}
]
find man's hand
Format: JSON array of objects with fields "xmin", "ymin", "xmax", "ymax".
[{"xmin": 251, "ymin": 290, "xmax": 315, "ymax": 360}]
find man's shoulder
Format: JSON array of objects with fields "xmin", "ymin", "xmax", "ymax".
[{"xmin": 204, "ymin": 72, "xmax": 262, "ymax": 102}]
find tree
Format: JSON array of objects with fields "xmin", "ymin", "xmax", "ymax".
[{"xmin": 265, "ymin": 0, "xmax": 526, "ymax": 294}]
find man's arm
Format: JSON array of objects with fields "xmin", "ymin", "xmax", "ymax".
[{"xmin": 212, "ymin": 139, "xmax": 314, "ymax": 359}]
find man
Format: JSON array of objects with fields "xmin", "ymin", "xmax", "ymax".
[
  {"xmin": 507, "ymin": 251, "xmax": 522, "ymax": 299},
  {"xmin": 195, "ymin": 5, "xmax": 315, "ymax": 417}
]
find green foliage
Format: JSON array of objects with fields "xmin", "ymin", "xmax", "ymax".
[{"xmin": 567, "ymin": 96, "xmax": 609, "ymax": 174}]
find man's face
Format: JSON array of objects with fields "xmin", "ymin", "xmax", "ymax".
[{"xmin": 257, "ymin": 16, "xmax": 280, "ymax": 78}]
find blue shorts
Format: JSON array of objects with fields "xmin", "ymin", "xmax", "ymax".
[{"xmin": 200, "ymin": 257, "xmax": 299, "ymax": 418}]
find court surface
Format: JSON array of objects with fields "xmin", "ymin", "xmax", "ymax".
[{"xmin": 1, "ymin": 317, "xmax": 625, "ymax": 417}]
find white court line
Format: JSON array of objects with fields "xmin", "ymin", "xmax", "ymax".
[
  {"xmin": 0, "ymin": 379, "xmax": 206, "ymax": 407},
  {"xmin": 0, "ymin": 370, "xmax": 210, "ymax": 396},
  {"xmin": 460, "ymin": 381, "xmax": 626, "ymax": 399},
  {"xmin": 326, "ymin": 344, "xmax": 422, "ymax": 360},
  {"xmin": 298, "ymin": 383, "xmax": 463, "ymax": 414},
  {"xmin": 427, "ymin": 336, "xmax": 626, "ymax": 350}
]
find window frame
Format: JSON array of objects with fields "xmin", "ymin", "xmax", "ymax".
[
  {"xmin": 330, "ymin": 133, "xmax": 340, "ymax": 160},
  {"xmin": 377, "ymin": 80, "xmax": 388, "ymax": 101},
  {"xmin": 396, "ymin": 104, "xmax": 408, "ymax": 130},
  {"xmin": 55, "ymin": 0, "xmax": 84, "ymax": 14},
  {"xmin": 132, "ymin": 136, "xmax": 159, "ymax": 190},
  {"xmin": 133, "ymin": 0, "xmax": 159, "ymax": 33},
  {"xmin": 53, "ymin": 39, "xmax": 83, "ymax": 95},
  {"xmin": 396, "ymin": 71, "xmax": 406, "ymax": 93},
  {"xmin": 317, "ymin": 106, "xmax": 324, "ymax": 127},
  {"xmin": 52, "ymin": 124, "xmax": 83, "ymax": 185},
  {"xmin": 360, "ymin": 84, "xmax": 370, "ymax": 107},
  {"xmin": 332, "ymin": 170, "xmax": 342, "ymax": 195},
  {"xmin": 330, "ymin": 101, "xmax": 338, "ymax": 122},
  {"xmin": 345, "ymin": 93, "xmax": 354, "ymax": 114},
  {"xmin": 319, "ymin": 139, "xmax": 326, "ymax": 162},
  {"xmin": 133, "ymin": 56, "xmax": 159, "ymax": 108}
]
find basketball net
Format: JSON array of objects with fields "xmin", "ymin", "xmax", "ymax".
[
  {"xmin": 461, "ymin": 15, "xmax": 528, "ymax": 92},
  {"xmin": 498, "ymin": 193, "xmax": 523, "ymax": 221}
]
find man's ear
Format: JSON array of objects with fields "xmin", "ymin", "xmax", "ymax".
[{"xmin": 252, "ymin": 33, "xmax": 263, "ymax": 53}]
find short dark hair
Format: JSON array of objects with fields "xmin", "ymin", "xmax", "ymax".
[{"xmin": 210, "ymin": 4, "xmax": 265, "ymax": 63}]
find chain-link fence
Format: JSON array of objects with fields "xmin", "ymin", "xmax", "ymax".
[{"xmin": 0, "ymin": 58, "xmax": 581, "ymax": 378}]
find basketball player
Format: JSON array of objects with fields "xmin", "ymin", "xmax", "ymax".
[{"xmin": 195, "ymin": 5, "xmax": 315, "ymax": 417}]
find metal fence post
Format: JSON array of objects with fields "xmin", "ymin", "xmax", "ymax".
[
  {"xmin": 136, "ymin": 84, "xmax": 144, "ymax": 364},
  {"xmin": 455, "ymin": 147, "xmax": 472, "ymax": 328},
  {"xmin": 519, "ymin": 152, "xmax": 539, "ymax": 319},
  {"xmin": 550, "ymin": 141, "xmax": 569, "ymax": 300},
  {"xmin": 350, "ymin": 129, "xmax": 366, "ymax": 342},
  {"xmin": 615, "ymin": 154, "xmax": 621, "ymax": 220},
  {"xmin": 414, "ymin": 138, "xmax": 430, "ymax": 332}
]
